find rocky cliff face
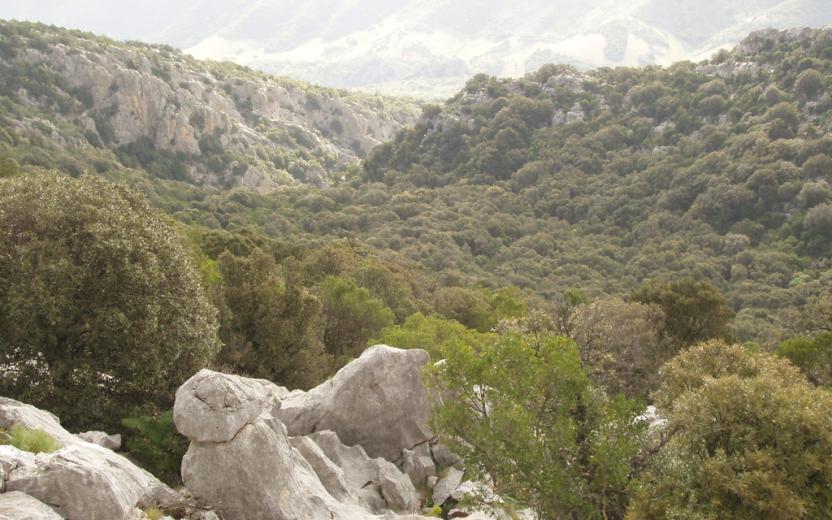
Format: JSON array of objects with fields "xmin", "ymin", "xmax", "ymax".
[{"xmin": 0, "ymin": 21, "xmax": 421, "ymax": 190}]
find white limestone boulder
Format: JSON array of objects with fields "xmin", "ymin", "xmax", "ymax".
[
  {"xmin": 276, "ymin": 345, "xmax": 434, "ymax": 461},
  {"xmin": 0, "ymin": 491, "xmax": 63, "ymax": 520}
]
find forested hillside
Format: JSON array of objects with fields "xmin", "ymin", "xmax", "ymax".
[
  {"xmin": 2, "ymin": 23, "xmax": 831, "ymax": 345},
  {"xmin": 352, "ymin": 27, "xmax": 832, "ymax": 342},
  {"xmin": 177, "ymin": 27, "xmax": 832, "ymax": 345},
  {"xmin": 0, "ymin": 21, "xmax": 419, "ymax": 190},
  {"xmin": 2, "ymin": 20, "xmax": 832, "ymax": 520}
]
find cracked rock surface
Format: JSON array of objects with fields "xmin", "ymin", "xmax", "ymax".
[{"xmin": 174, "ymin": 364, "xmax": 431, "ymax": 520}]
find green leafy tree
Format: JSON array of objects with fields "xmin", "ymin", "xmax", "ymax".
[
  {"xmin": 0, "ymin": 172, "xmax": 219, "ymax": 430},
  {"xmin": 795, "ymin": 69, "xmax": 824, "ymax": 99},
  {"xmin": 319, "ymin": 276, "xmax": 395, "ymax": 362},
  {"xmin": 571, "ymin": 298, "xmax": 669, "ymax": 398},
  {"xmin": 776, "ymin": 333, "xmax": 832, "ymax": 386},
  {"xmin": 428, "ymin": 333, "xmax": 643, "ymax": 519},
  {"xmin": 633, "ymin": 279, "xmax": 734, "ymax": 347},
  {"xmin": 372, "ymin": 312, "xmax": 492, "ymax": 357},
  {"xmin": 433, "ymin": 286, "xmax": 496, "ymax": 332},
  {"xmin": 630, "ymin": 341, "xmax": 832, "ymax": 519},
  {"xmin": 217, "ymin": 249, "xmax": 330, "ymax": 389},
  {"xmin": 0, "ymin": 156, "xmax": 18, "ymax": 178}
]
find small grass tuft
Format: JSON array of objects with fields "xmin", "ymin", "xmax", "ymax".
[
  {"xmin": 144, "ymin": 507, "xmax": 164, "ymax": 520},
  {"xmin": 0, "ymin": 424, "xmax": 62, "ymax": 453}
]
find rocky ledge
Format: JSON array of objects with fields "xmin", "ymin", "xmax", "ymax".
[{"xmin": 0, "ymin": 345, "xmax": 520, "ymax": 520}]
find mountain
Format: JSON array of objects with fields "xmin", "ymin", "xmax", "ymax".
[
  {"xmin": 0, "ymin": 21, "xmax": 420, "ymax": 190},
  {"xmin": 3, "ymin": 1, "xmax": 832, "ymax": 97},
  {"xmin": 1, "ymin": 20, "xmax": 831, "ymax": 345}
]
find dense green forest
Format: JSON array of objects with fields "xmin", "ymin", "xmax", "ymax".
[
  {"xmin": 1, "ymin": 22, "xmax": 830, "ymax": 345},
  {"xmin": 1, "ymin": 20, "xmax": 832, "ymax": 520}
]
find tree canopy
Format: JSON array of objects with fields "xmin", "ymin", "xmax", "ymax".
[{"xmin": 0, "ymin": 172, "xmax": 219, "ymax": 429}]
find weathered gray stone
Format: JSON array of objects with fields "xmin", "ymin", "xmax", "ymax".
[
  {"xmin": 0, "ymin": 397, "xmax": 77, "ymax": 447},
  {"xmin": 375, "ymin": 458, "xmax": 420, "ymax": 513},
  {"xmin": 174, "ymin": 364, "xmax": 431, "ymax": 519},
  {"xmin": 430, "ymin": 442, "xmax": 463, "ymax": 469},
  {"xmin": 289, "ymin": 435, "xmax": 364, "ymax": 507},
  {"xmin": 0, "ymin": 491, "xmax": 63, "ymax": 520},
  {"xmin": 173, "ymin": 369, "xmax": 288, "ymax": 443},
  {"xmin": 277, "ymin": 345, "xmax": 434, "ymax": 460},
  {"xmin": 433, "ymin": 467, "xmax": 464, "ymax": 507},
  {"xmin": 0, "ymin": 398, "xmax": 174, "ymax": 520},
  {"xmin": 399, "ymin": 442, "xmax": 436, "ymax": 487},
  {"xmin": 4, "ymin": 443, "xmax": 169, "ymax": 520},
  {"xmin": 306, "ymin": 430, "xmax": 420, "ymax": 513},
  {"xmin": 181, "ymin": 413, "xmax": 339, "ymax": 520},
  {"xmin": 76, "ymin": 431, "xmax": 121, "ymax": 451},
  {"xmin": 181, "ymin": 413, "xmax": 425, "ymax": 520}
]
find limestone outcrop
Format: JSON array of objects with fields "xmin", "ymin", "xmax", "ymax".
[
  {"xmin": 0, "ymin": 398, "xmax": 176, "ymax": 520},
  {"xmin": 0, "ymin": 491, "xmax": 63, "ymax": 520},
  {"xmin": 276, "ymin": 345, "xmax": 434, "ymax": 461},
  {"xmin": 173, "ymin": 368, "xmax": 429, "ymax": 520}
]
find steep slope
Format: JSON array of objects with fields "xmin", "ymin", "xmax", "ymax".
[
  {"xmin": 352, "ymin": 27, "xmax": 832, "ymax": 341},
  {"xmin": 0, "ymin": 21, "xmax": 420, "ymax": 190},
  {"xmin": 4, "ymin": 1, "xmax": 832, "ymax": 97},
  {"xmin": 142, "ymin": 28, "xmax": 831, "ymax": 345}
]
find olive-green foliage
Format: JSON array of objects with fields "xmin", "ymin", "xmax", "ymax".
[
  {"xmin": 319, "ymin": 276, "xmax": 395, "ymax": 363},
  {"xmin": 792, "ymin": 289, "xmax": 832, "ymax": 337},
  {"xmin": 216, "ymin": 248, "xmax": 330, "ymax": 389},
  {"xmin": 630, "ymin": 341, "xmax": 832, "ymax": 519},
  {"xmin": 433, "ymin": 286, "xmax": 528, "ymax": 332},
  {"xmin": 0, "ymin": 172, "xmax": 220, "ymax": 430},
  {"xmin": 372, "ymin": 312, "xmax": 493, "ymax": 358},
  {"xmin": 571, "ymin": 298, "xmax": 669, "ymax": 398},
  {"xmin": 4, "ymin": 25, "xmax": 832, "ymax": 348},
  {"xmin": 0, "ymin": 424, "xmax": 61, "ymax": 453},
  {"xmin": 776, "ymin": 332, "xmax": 832, "ymax": 386},
  {"xmin": 0, "ymin": 155, "xmax": 18, "ymax": 178},
  {"xmin": 795, "ymin": 69, "xmax": 824, "ymax": 99},
  {"xmin": 633, "ymin": 279, "xmax": 734, "ymax": 347},
  {"xmin": 429, "ymin": 333, "xmax": 643, "ymax": 519},
  {"xmin": 121, "ymin": 411, "xmax": 187, "ymax": 486},
  {"xmin": 143, "ymin": 508, "xmax": 164, "ymax": 520},
  {"xmin": 433, "ymin": 286, "xmax": 496, "ymax": 332}
]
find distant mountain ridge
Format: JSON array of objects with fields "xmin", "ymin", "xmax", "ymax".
[{"xmin": 3, "ymin": 0, "xmax": 832, "ymax": 97}]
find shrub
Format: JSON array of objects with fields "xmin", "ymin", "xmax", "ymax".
[
  {"xmin": 630, "ymin": 342, "xmax": 832, "ymax": 519},
  {"xmin": 795, "ymin": 69, "xmax": 824, "ymax": 99},
  {"xmin": 121, "ymin": 411, "xmax": 188, "ymax": 486},
  {"xmin": 429, "ymin": 332, "xmax": 643, "ymax": 519}
]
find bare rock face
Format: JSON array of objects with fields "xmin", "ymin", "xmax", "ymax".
[
  {"xmin": 276, "ymin": 345, "xmax": 434, "ymax": 461},
  {"xmin": 303, "ymin": 430, "xmax": 420, "ymax": 513},
  {"xmin": 180, "ymin": 414, "xmax": 340, "ymax": 520},
  {"xmin": 432, "ymin": 467, "xmax": 464, "ymax": 507},
  {"xmin": 0, "ymin": 491, "xmax": 63, "ymax": 520},
  {"xmin": 0, "ymin": 398, "xmax": 175, "ymax": 520},
  {"xmin": 289, "ymin": 435, "xmax": 363, "ymax": 508},
  {"xmin": 398, "ymin": 443, "xmax": 436, "ymax": 488},
  {"xmin": 173, "ymin": 369, "xmax": 288, "ymax": 443},
  {"xmin": 0, "ymin": 25, "xmax": 421, "ymax": 191},
  {"xmin": 174, "ymin": 369, "xmax": 428, "ymax": 520},
  {"xmin": 4, "ymin": 444, "xmax": 167, "ymax": 520}
]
